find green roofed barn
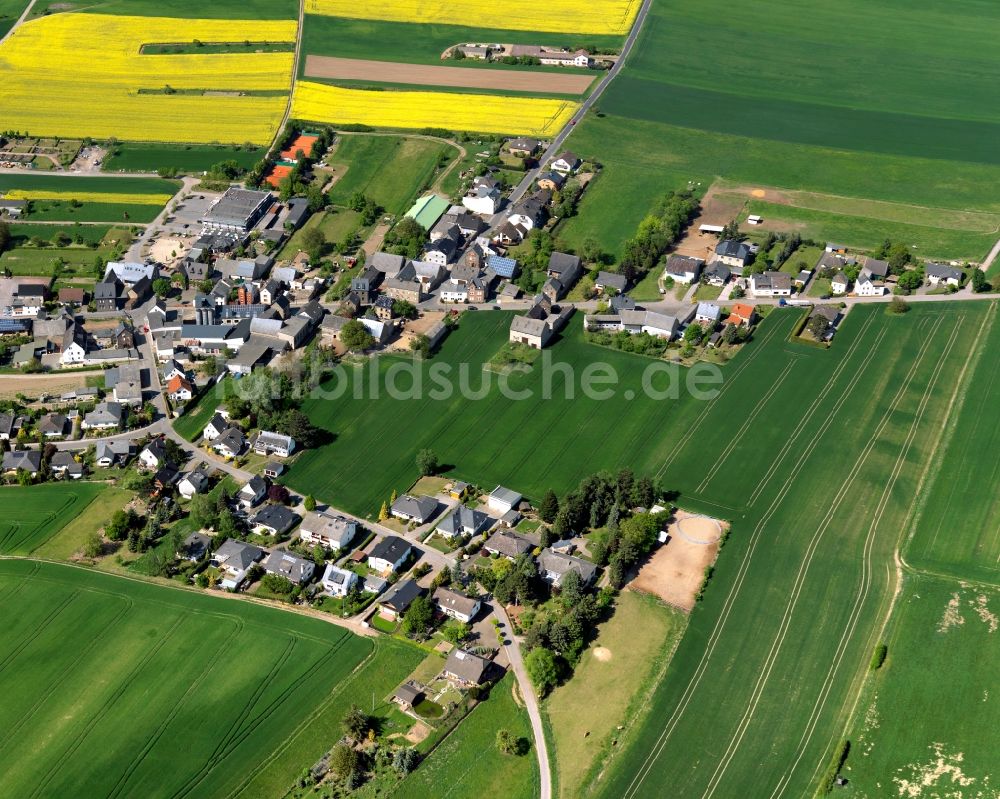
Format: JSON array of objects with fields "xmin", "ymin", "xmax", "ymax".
[{"xmin": 405, "ymin": 193, "xmax": 449, "ymax": 232}]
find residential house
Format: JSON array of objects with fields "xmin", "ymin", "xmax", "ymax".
[
  {"xmin": 393, "ymin": 683, "xmax": 424, "ymax": 711},
  {"xmin": 299, "ymin": 511, "xmax": 357, "ymax": 551},
  {"xmin": 390, "ymin": 494, "xmax": 438, "ymax": 524},
  {"xmin": 442, "ymin": 648, "xmax": 490, "ymax": 686},
  {"xmin": 507, "ymin": 137, "xmax": 540, "ymax": 157},
  {"xmin": 695, "ymin": 302, "xmax": 721, "ymax": 326},
  {"xmin": 139, "ymin": 437, "xmax": 168, "ymax": 471},
  {"xmin": 49, "ymin": 452, "xmax": 84, "ymax": 479},
  {"xmin": 925, "ymin": 262, "xmax": 963, "ymax": 287},
  {"xmin": 854, "ymin": 269, "xmax": 885, "ymax": 297},
  {"xmin": 507, "ymin": 195, "xmax": 547, "ymax": 231},
  {"xmin": 483, "ymin": 530, "xmax": 533, "ymax": 560},
  {"xmin": 252, "ymin": 431, "xmax": 295, "ymax": 458},
  {"xmin": 725, "ymin": 303, "xmax": 757, "ymax": 327},
  {"xmin": 321, "ymin": 564, "xmax": 358, "ymax": 597},
  {"xmin": 38, "ymin": 413, "xmax": 67, "ymax": 438},
  {"xmin": 595, "ymin": 271, "xmax": 628, "ymax": 295},
  {"xmin": 350, "ymin": 266, "xmax": 382, "ymax": 305},
  {"xmin": 178, "ymin": 470, "xmax": 210, "ymax": 499},
  {"xmin": 551, "ymin": 151, "xmax": 581, "ymax": 173},
  {"xmin": 831, "ymin": 272, "xmax": 850, "ymax": 295},
  {"xmin": 436, "ymin": 505, "xmax": 492, "ymax": 539},
  {"xmin": 423, "ymin": 234, "xmax": 458, "ymax": 267},
  {"xmin": 0, "ymin": 413, "xmax": 16, "ymax": 440},
  {"xmin": 110, "ymin": 322, "xmax": 135, "ymax": 349},
  {"xmin": 703, "ymin": 262, "xmax": 731, "ymax": 287},
  {"xmin": 167, "ymin": 374, "xmax": 194, "ymax": 403},
  {"xmin": 252, "ymin": 505, "xmax": 301, "ymax": 537},
  {"xmin": 536, "ymin": 170, "xmax": 566, "ymax": 192},
  {"xmin": 538, "ymin": 547, "xmax": 599, "ymax": 587},
  {"xmin": 239, "ymin": 475, "xmax": 268, "ymax": 508},
  {"xmin": 714, "ymin": 240, "xmax": 752, "ymax": 271},
  {"xmin": 81, "ymin": 401, "xmax": 123, "ymax": 431},
  {"xmin": 665, "ymin": 255, "xmax": 704, "ymax": 285},
  {"xmin": 59, "ymin": 324, "xmax": 89, "ymax": 365},
  {"xmin": 379, "ymin": 579, "xmax": 424, "ymax": 620},
  {"xmin": 182, "ymin": 532, "xmax": 212, "ymax": 562},
  {"xmin": 263, "ymin": 550, "xmax": 315, "ymax": 585},
  {"xmin": 547, "ymin": 252, "xmax": 582, "ymax": 288},
  {"xmin": 462, "ymin": 176, "xmax": 501, "ymax": 215},
  {"xmin": 95, "ymin": 440, "xmax": 132, "ymax": 467},
  {"xmin": 3, "ymin": 449, "xmax": 41, "ymax": 476},
  {"xmin": 203, "ymin": 413, "xmax": 229, "ymax": 441},
  {"xmin": 264, "ymin": 461, "xmax": 284, "ymax": 479},
  {"xmin": 750, "ymin": 271, "xmax": 792, "ymax": 298},
  {"xmin": 368, "ymin": 535, "xmax": 413, "ymax": 574},
  {"xmin": 583, "ymin": 310, "xmax": 679, "ymax": 340},
  {"xmin": 433, "ymin": 587, "xmax": 481, "ymax": 624},
  {"xmin": 212, "ymin": 426, "xmax": 246, "ymax": 459},
  {"xmin": 57, "ymin": 287, "xmax": 87, "ymax": 306},
  {"xmin": 610, "ymin": 294, "xmax": 636, "ymax": 312},
  {"xmin": 212, "ymin": 539, "xmax": 265, "ymax": 589},
  {"xmin": 488, "ymin": 486, "xmax": 522, "ymax": 514}
]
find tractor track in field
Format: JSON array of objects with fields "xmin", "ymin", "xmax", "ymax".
[{"xmin": 620, "ymin": 316, "xmax": 943, "ymax": 799}]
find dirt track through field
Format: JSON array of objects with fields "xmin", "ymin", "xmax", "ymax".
[{"xmin": 304, "ymin": 55, "xmax": 594, "ymax": 94}]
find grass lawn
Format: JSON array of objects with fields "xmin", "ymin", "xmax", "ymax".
[
  {"xmin": 172, "ymin": 375, "xmax": 233, "ymax": 441},
  {"xmin": 371, "ymin": 613, "xmax": 398, "ymax": 633},
  {"xmin": 391, "ymin": 673, "xmax": 537, "ymax": 799},
  {"xmin": 0, "ymin": 483, "xmax": 107, "ymax": 555},
  {"xmin": 280, "ymin": 208, "xmax": 362, "ymax": 258},
  {"xmin": 546, "ymin": 591, "xmax": 686, "ymax": 799},
  {"xmin": 103, "ymin": 143, "xmax": 265, "ymax": 174},
  {"xmin": 325, "ymin": 135, "xmax": 450, "ymax": 215},
  {"xmin": 0, "ymin": 559, "xmax": 423, "ymax": 798},
  {"xmin": 808, "ymin": 277, "xmax": 833, "ymax": 298},
  {"xmin": 841, "ymin": 575, "xmax": 1000, "ymax": 797},
  {"xmin": 692, "ymin": 283, "xmax": 723, "ymax": 301},
  {"xmin": 31, "ymin": 486, "xmax": 134, "ymax": 560},
  {"xmin": 630, "ymin": 268, "xmax": 663, "ymax": 301}
]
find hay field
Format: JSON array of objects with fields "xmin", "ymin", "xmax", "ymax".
[{"xmin": 0, "ymin": 13, "xmax": 296, "ymax": 143}]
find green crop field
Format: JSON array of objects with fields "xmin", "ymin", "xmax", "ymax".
[
  {"xmin": 561, "ymin": 0, "xmax": 1000, "ymax": 261},
  {"xmin": 22, "ymin": 200, "xmax": 162, "ymax": 224},
  {"xmin": 902, "ymin": 307, "xmax": 1000, "ymax": 583},
  {"xmin": 392, "ymin": 673, "xmax": 537, "ymax": 799},
  {"xmin": 300, "ymin": 15, "xmax": 621, "ymax": 69},
  {"xmin": 0, "ymin": 173, "xmax": 179, "ymax": 195},
  {"xmin": 841, "ymin": 575, "xmax": 1000, "ymax": 798},
  {"xmin": 103, "ymin": 143, "xmax": 266, "ymax": 174},
  {"xmin": 0, "ymin": 559, "xmax": 422, "ymax": 799},
  {"xmin": 0, "ymin": 0, "xmax": 30, "ymax": 37},
  {"xmin": 325, "ymin": 135, "xmax": 450, "ymax": 215},
  {"xmin": 31, "ymin": 0, "xmax": 296, "ymax": 19},
  {"xmin": 0, "ymin": 483, "xmax": 107, "ymax": 555}
]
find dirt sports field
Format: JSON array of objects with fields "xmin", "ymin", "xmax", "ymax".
[
  {"xmin": 628, "ymin": 510, "xmax": 728, "ymax": 612},
  {"xmin": 303, "ymin": 55, "xmax": 595, "ymax": 94}
]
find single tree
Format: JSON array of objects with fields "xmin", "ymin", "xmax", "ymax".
[
  {"xmin": 539, "ymin": 489, "xmax": 559, "ymax": 523},
  {"xmin": 496, "ymin": 728, "xmax": 518, "ymax": 755},
  {"xmin": 340, "ymin": 319, "xmax": 374, "ymax": 351},
  {"xmin": 378, "ymin": 501, "xmax": 389, "ymax": 521},
  {"xmin": 524, "ymin": 646, "xmax": 559, "ymax": 695},
  {"xmin": 341, "ymin": 705, "xmax": 370, "ymax": 743},
  {"xmin": 329, "ymin": 743, "xmax": 359, "ymax": 780},
  {"xmin": 83, "ymin": 531, "xmax": 103, "ymax": 559},
  {"xmin": 416, "ymin": 448, "xmax": 439, "ymax": 476},
  {"xmin": 401, "ymin": 595, "xmax": 434, "ymax": 639},
  {"xmin": 303, "ymin": 494, "xmax": 316, "ymax": 512}
]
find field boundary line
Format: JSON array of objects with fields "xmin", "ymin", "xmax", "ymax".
[
  {"xmin": 620, "ymin": 317, "xmax": 942, "ymax": 799},
  {"xmin": 767, "ymin": 315, "xmax": 968, "ymax": 799},
  {"xmin": 693, "ymin": 360, "xmax": 796, "ymax": 494},
  {"xmin": 0, "ymin": 589, "xmax": 78, "ymax": 676},
  {"xmin": 27, "ymin": 613, "xmax": 188, "ymax": 799},
  {"xmin": 698, "ymin": 318, "xmax": 948, "ymax": 798}
]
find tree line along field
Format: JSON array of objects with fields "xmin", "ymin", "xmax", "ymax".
[
  {"xmin": 559, "ymin": 0, "xmax": 1000, "ymax": 262},
  {"xmin": 0, "ymin": 559, "xmax": 423, "ymax": 799},
  {"xmin": 0, "ymin": 483, "xmax": 107, "ymax": 555},
  {"xmin": 325, "ymin": 135, "xmax": 451, "ymax": 215},
  {"xmin": 287, "ymin": 300, "xmax": 999, "ymax": 796}
]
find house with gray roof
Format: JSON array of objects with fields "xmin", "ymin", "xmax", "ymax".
[
  {"xmin": 664, "ymin": 255, "xmax": 704, "ymax": 284},
  {"xmin": 3, "ymin": 449, "xmax": 41, "ymax": 475},
  {"xmin": 488, "ymin": 486, "xmax": 522, "ymax": 514},
  {"xmin": 436, "ymin": 505, "xmax": 492, "ymax": 539},
  {"xmin": 595, "ymin": 271, "xmax": 628, "ymax": 295},
  {"xmin": 925, "ymin": 262, "xmax": 964, "ymax": 287},
  {"xmin": 368, "ymin": 535, "xmax": 413, "ymax": 573},
  {"xmin": 252, "ymin": 505, "xmax": 301, "ymax": 537},
  {"xmin": 695, "ymin": 302, "xmax": 721, "ymax": 325},
  {"xmin": 321, "ymin": 564, "xmax": 358, "ymax": 597},
  {"xmin": 433, "ymin": 587, "xmax": 481, "ymax": 623},
  {"xmin": 379, "ymin": 579, "xmax": 424, "ymax": 619},
  {"xmin": 38, "ymin": 413, "xmax": 68, "ymax": 438},
  {"xmin": 483, "ymin": 530, "xmax": 533, "ymax": 560},
  {"xmin": 750, "ymin": 271, "xmax": 793, "ymax": 298},
  {"xmin": 81, "ymin": 401, "xmax": 123, "ymax": 431},
  {"xmin": 537, "ymin": 547, "xmax": 599, "ymax": 587},
  {"xmin": 443, "ymin": 648, "xmax": 491, "ymax": 685},
  {"xmin": 263, "ymin": 550, "xmax": 315, "ymax": 585},
  {"xmin": 390, "ymin": 494, "xmax": 438, "ymax": 524},
  {"xmin": 212, "ymin": 538, "xmax": 265, "ymax": 589}
]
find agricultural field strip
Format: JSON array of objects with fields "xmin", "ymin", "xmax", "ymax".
[
  {"xmin": 2, "ymin": 190, "xmax": 173, "ymax": 205},
  {"xmin": 653, "ymin": 317, "xmax": 787, "ymax": 484},
  {"xmin": 693, "ymin": 359, "xmax": 797, "ymax": 494},
  {"xmin": 219, "ymin": 643, "xmax": 381, "ymax": 799},
  {"xmin": 0, "ymin": 14, "xmax": 296, "ymax": 144},
  {"xmin": 620, "ymin": 315, "xmax": 946, "ymax": 798},
  {"xmin": 304, "ymin": 0, "xmax": 640, "ymax": 35},
  {"xmin": 792, "ymin": 305, "xmax": 999, "ymax": 796},
  {"xmin": 763, "ymin": 315, "xmax": 974, "ymax": 799},
  {"xmin": 292, "ymin": 81, "xmax": 578, "ymax": 137},
  {"xmin": 304, "ymin": 54, "xmax": 594, "ymax": 94}
]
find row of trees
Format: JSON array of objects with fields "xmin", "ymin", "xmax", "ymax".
[{"xmin": 618, "ymin": 190, "xmax": 699, "ymax": 284}]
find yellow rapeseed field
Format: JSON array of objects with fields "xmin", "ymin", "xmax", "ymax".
[
  {"xmin": 305, "ymin": 0, "xmax": 640, "ymax": 35},
  {"xmin": 3, "ymin": 190, "xmax": 174, "ymax": 205},
  {"xmin": 0, "ymin": 14, "xmax": 296, "ymax": 144},
  {"xmin": 292, "ymin": 82, "xmax": 578, "ymax": 137}
]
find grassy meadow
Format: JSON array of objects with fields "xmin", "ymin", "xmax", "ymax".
[
  {"xmin": 173, "ymin": 375, "xmax": 234, "ymax": 441},
  {"xmin": 103, "ymin": 143, "xmax": 266, "ymax": 173},
  {"xmin": 325, "ymin": 135, "xmax": 450, "ymax": 215},
  {"xmin": 841, "ymin": 576, "xmax": 1000, "ymax": 798},
  {"xmin": 0, "ymin": 483, "xmax": 107, "ymax": 555},
  {"xmin": 0, "ymin": 559, "xmax": 421, "ymax": 799},
  {"xmin": 559, "ymin": 0, "xmax": 1000, "ymax": 261}
]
